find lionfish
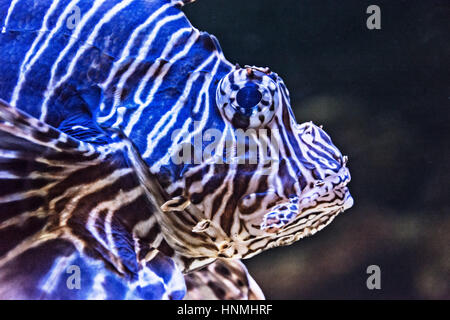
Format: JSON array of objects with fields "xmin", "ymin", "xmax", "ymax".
[{"xmin": 0, "ymin": 0, "xmax": 353, "ymax": 299}]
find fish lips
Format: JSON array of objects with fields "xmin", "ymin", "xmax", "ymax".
[{"xmin": 261, "ymin": 165, "xmax": 353, "ymax": 233}]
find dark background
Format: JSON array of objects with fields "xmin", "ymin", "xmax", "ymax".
[{"xmin": 184, "ymin": 0, "xmax": 449, "ymax": 299}]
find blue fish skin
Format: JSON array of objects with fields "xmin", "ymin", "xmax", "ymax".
[
  {"xmin": 0, "ymin": 0, "xmax": 353, "ymax": 300},
  {"xmin": 0, "ymin": 98, "xmax": 187, "ymax": 299},
  {"xmin": 0, "ymin": 0, "xmax": 233, "ymax": 167}
]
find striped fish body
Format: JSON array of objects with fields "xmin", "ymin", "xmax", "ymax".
[
  {"xmin": 0, "ymin": 0, "xmax": 231, "ymax": 145},
  {"xmin": 0, "ymin": 0, "xmax": 353, "ymax": 299}
]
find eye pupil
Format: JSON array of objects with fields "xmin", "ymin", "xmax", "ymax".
[{"xmin": 236, "ymin": 85, "xmax": 262, "ymax": 110}]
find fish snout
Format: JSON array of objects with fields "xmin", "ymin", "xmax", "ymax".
[{"xmin": 343, "ymin": 188, "xmax": 354, "ymax": 211}]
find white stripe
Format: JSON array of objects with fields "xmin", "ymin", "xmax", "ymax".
[
  {"xmin": 86, "ymin": 209, "xmax": 111, "ymax": 257},
  {"xmin": 49, "ymin": 0, "xmax": 135, "ymax": 91},
  {"xmin": 98, "ymin": 2, "xmax": 174, "ymax": 94},
  {"xmin": 10, "ymin": 0, "xmax": 63, "ymax": 106},
  {"xmin": 150, "ymin": 56, "xmax": 221, "ymax": 171},
  {"xmin": 134, "ymin": 27, "xmax": 192, "ymax": 105},
  {"xmin": 1, "ymin": 0, "xmax": 19, "ymax": 33},
  {"xmin": 40, "ymin": 254, "xmax": 77, "ymax": 294},
  {"xmin": 140, "ymin": 48, "xmax": 217, "ymax": 159},
  {"xmin": 281, "ymin": 101, "xmax": 317, "ymax": 191},
  {"xmin": 122, "ymin": 25, "xmax": 200, "ymax": 136},
  {"xmin": 115, "ymin": 12, "xmax": 185, "ymax": 110},
  {"xmin": 98, "ymin": 11, "xmax": 185, "ymax": 124},
  {"xmin": 109, "ymin": 28, "xmax": 191, "ymax": 129},
  {"xmin": 39, "ymin": 0, "xmax": 107, "ymax": 121},
  {"xmin": 87, "ymin": 272, "xmax": 108, "ymax": 300}
]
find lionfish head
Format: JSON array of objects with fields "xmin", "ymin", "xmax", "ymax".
[{"xmin": 161, "ymin": 66, "xmax": 353, "ymax": 262}]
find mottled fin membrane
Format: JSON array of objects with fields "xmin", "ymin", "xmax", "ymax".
[
  {"xmin": 58, "ymin": 113, "xmax": 111, "ymax": 145},
  {"xmin": 0, "ymin": 99, "xmax": 185, "ymax": 299},
  {"xmin": 184, "ymin": 259, "xmax": 265, "ymax": 300},
  {"xmin": 261, "ymin": 196, "xmax": 300, "ymax": 232}
]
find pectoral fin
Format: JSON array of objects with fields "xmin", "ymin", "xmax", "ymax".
[
  {"xmin": 0, "ymin": 99, "xmax": 185, "ymax": 299},
  {"xmin": 184, "ymin": 259, "xmax": 265, "ymax": 300}
]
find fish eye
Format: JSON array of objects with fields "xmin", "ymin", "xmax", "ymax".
[{"xmin": 216, "ymin": 66, "xmax": 279, "ymax": 128}]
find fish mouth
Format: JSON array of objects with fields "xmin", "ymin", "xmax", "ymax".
[
  {"xmin": 342, "ymin": 188, "xmax": 354, "ymax": 210},
  {"xmin": 261, "ymin": 165, "xmax": 353, "ymax": 233},
  {"xmin": 298, "ymin": 165, "xmax": 352, "ymax": 209}
]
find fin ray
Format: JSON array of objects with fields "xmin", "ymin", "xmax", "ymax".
[
  {"xmin": 184, "ymin": 259, "xmax": 265, "ymax": 300},
  {"xmin": 0, "ymin": 99, "xmax": 185, "ymax": 299}
]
